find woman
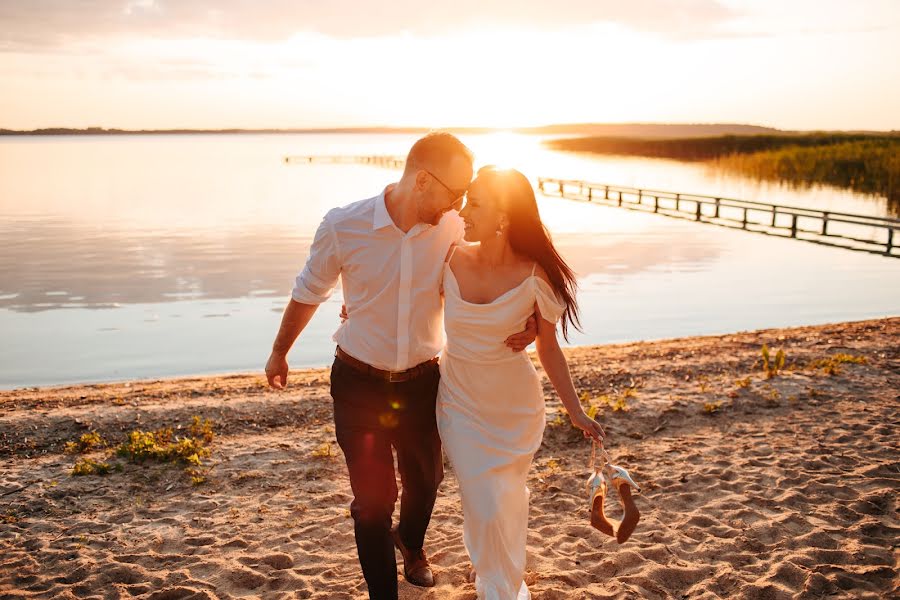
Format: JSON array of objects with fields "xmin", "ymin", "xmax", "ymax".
[{"xmin": 437, "ymin": 166, "xmax": 610, "ymax": 599}]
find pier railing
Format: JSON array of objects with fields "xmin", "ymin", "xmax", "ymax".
[
  {"xmin": 538, "ymin": 178, "xmax": 899, "ymax": 257},
  {"xmin": 281, "ymin": 155, "xmax": 899, "ymax": 257}
]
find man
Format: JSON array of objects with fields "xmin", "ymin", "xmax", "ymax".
[{"xmin": 265, "ymin": 132, "xmax": 536, "ymax": 600}]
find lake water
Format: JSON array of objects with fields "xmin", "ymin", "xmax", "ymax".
[{"xmin": 1, "ymin": 133, "xmax": 898, "ymax": 389}]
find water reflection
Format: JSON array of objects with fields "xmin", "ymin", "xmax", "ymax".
[
  {"xmin": 0, "ymin": 217, "xmax": 722, "ymax": 312},
  {"xmin": 0, "ymin": 219, "xmax": 305, "ymax": 312}
]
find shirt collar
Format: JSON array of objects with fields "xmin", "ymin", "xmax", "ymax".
[
  {"xmin": 373, "ymin": 184, "xmax": 433, "ymax": 237},
  {"xmin": 372, "ymin": 184, "xmax": 396, "ymax": 231}
]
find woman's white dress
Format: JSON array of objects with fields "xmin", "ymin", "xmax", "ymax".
[{"xmin": 437, "ymin": 260, "xmax": 566, "ymax": 600}]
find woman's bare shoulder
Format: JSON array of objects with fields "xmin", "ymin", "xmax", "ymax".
[{"xmin": 532, "ymin": 262, "xmax": 551, "ymax": 285}]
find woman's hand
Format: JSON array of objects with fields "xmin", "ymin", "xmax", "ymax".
[{"xmin": 570, "ymin": 410, "xmax": 605, "ymax": 442}]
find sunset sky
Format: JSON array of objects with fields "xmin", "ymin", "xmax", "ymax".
[{"xmin": 1, "ymin": 0, "xmax": 898, "ymax": 130}]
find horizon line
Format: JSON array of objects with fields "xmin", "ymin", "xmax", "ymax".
[{"xmin": 2, "ymin": 123, "xmax": 898, "ymax": 136}]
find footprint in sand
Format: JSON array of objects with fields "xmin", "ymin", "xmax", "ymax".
[
  {"xmin": 183, "ymin": 536, "xmax": 216, "ymax": 547},
  {"xmin": 260, "ymin": 553, "xmax": 294, "ymax": 569},
  {"xmin": 147, "ymin": 587, "xmax": 216, "ymax": 600},
  {"xmin": 227, "ymin": 567, "xmax": 267, "ymax": 590}
]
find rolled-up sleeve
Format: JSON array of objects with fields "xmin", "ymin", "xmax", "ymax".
[{"xmin": 291, "ymin": 211, "xmax": 341, "ymax": 305}]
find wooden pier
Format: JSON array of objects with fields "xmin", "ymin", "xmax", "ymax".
[
  {"xmin": 538, "ymin": 178, "xmax": 900, "ymax": 258},
  {"xmin": 283, "ymin": 155, "xmax": 405, "ymax": 169},
  {"xmin": 282, "ymin": 155, "xmax": 899, "ymax": 257}
]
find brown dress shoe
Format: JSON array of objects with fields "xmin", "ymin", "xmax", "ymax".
[{"xmin": 390, "ymin": 527, "xmax": 435, "ymax": 587}]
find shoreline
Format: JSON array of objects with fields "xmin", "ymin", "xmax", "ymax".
[
  {"xmin": 4, "ymin": 315, "xmax": 897, "ymax": 394},
  {"xmin": 1, "ymin": 316, "xmax": 897, "ymax": 598}
]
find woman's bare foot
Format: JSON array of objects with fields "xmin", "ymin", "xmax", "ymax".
[
  {"xmin": 615, "ymin": 482, "xmax": 640, "ymax": 544},
  {"xmin": 468, "ymin": 566, "xmax": 476, "ymax": 583}
]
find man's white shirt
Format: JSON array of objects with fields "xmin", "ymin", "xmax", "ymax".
[{"xmin": 292, "ymin": 185, "xmax": 464, "ymax": 371}]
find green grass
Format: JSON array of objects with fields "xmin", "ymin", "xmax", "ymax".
[
  {"xmin": 713, "ymin": 139, "xmax": 899, "ymax": 208},
  {"xmin": 72, "ymin": 457, "xmax": 112, "ymax": 476},
  {"xmin": 545, "ymin": 133, "xmax": 895, "ymax": 160},
  {"xmin": 808, "ymin": 353, "xmax": 868, "ymax": 376},
  {"xmin": 64, "ymin": 431, "xmax": 107, "ymax": 454},
  {"xmin": 115, "ymin": 428, "xmax": 210, "ymax": 466},
  {"xmin": 65, "ymin": 416, "xmax": 215, "ymax": 482}
]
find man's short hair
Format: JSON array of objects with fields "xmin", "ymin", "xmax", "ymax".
[{"xmin": 404, "ymin": 131, "xmax": 474, "ymax": 174}]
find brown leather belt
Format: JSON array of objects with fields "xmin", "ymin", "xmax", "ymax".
[{"xmin": 335, "ymin": 346, "xmax": 438, "ymax": 383}]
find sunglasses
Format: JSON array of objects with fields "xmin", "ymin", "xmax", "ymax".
[{"xmin": 422, "ymin": 168, "xmax": 468, "ymax": 209}]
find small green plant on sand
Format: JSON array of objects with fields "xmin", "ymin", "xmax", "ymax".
[
  {"xmin": 66, "ymin": 415, "xmax": 215, "ymax": 482},
  {"xmin": 64, "ymin": 431, "xmax": 107, "ymax": 454},
  {"xmin": 581, "ymin": 388, "xmax": 634, "ymax": 414},
  {"xmin": 188, "ymin": 416, "xmax": 215, "ymax": 444},
  {"xmin": 116, "ymin": 429, "xmax": 210, "ymax": 466},
  {"xmin": 697, "ymin": 375, "xmax": 712, "ymax": 393},
  {"xmin": 72, "ymin": 457, "xmax": 112, "ymax": 476},
  {"xmin": 544, "ymin": 458, "xmax": 561, "ymax": 475},
  {"xmin": 548, "ymin": 413, "xmax": 566, "ymax": 428},
  {"xmin": 703, "ymin": 401, "xmax": 722, "ymax": 414},
  {"xmin": 311, "ymin": 442, "xmax": 333, "ymax": 459},
  {"xmin": 808, "ymin": 353, "xmax": 867, "ymax": 376},
  {"xmin": 761, "ymin": 385, "xmax": 781, "ymax": 406},
  {"xmin": 734, "ymin": 376, "xmax": 752, "ymax": 389},
  {"xmin": 604, "ymin": 389, "xmax": 635, "ymax": 412},
  {"xmin": 761, "ymin": 345, "xmax": 785, "ymax": 379},
  {"xmin": 185, "ymin": 467, "xmax": 207, "ymax": 486}
]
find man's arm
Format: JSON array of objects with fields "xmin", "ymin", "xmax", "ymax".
[
  {"xmin": 265, "ymin": 300, "xmax": 319, "ymax": 389},
  {"xmin": 505, "ymin": 314, "xmax": 537, "ymax": 352},
  {"xmin": 266, "ymin": 211, "xmax": 341, "ymax": 389}
]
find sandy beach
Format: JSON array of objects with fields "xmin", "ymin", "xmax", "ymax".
[{"xmin": 1, "ymin": 317, "xmax": 897, "ymax": 599}]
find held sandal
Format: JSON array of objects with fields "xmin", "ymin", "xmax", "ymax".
[{"xmin": 587, "ymin": 441, "xmax": 642, "ymax": 543}]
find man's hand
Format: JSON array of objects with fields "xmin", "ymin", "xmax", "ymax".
[
  {"xmin": 339, "ymin": 304, "xmax": 349, "ymax": 323},
  {"xmin": 265, "ymin": 352, "xmax": 289, "ymax": 389},
  {"xmin": 505, "ymin": 312, "xmax": 537, "ymax": 352}
]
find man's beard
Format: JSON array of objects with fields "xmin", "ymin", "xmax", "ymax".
[{"xmin": 419, "ymin": 205, "xmax": 442, "ymax": 226}]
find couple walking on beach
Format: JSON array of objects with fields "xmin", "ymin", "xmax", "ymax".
[{"xmin": 265, "ymin": 133, "xmax": 635, "ymax": 599}]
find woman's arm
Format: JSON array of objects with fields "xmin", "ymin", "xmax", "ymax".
[{"xmin": 534, "ymin": 303, "xmax": 605, "ymax": 442}]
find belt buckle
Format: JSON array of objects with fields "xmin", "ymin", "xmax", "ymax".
[{"xmin": 387, "ymin": 370, "xmax": 405, "ymax": 383}]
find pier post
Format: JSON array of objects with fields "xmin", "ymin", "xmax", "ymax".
[
  {"xmin": 604, "ymin": 186, "xmax": 609, "ymax": 200},
  {"xmin": 790, "ymin": 214, "xmax": 798, "ymax": 238},
  {"xmin": 742, "ymin": 208, "xmax": 748, "ymax": 229},
  {"xmin": 676, "ymin": 193, "xmax": 681, "ymax": 211},
  {"xmin": 588, "ymin": 187, "xmax": 593, "ymax": 201},
  {"xmin": 822, "ymin": 212, "xmax": 829, "ymax": 235},
  {"xmin": 618, "ymin": 191, "xmax": 623, "ymax": 207},
  {"xmin": 714, "ymin": 199, "xmax": 720, "ymax": 218},
  {"xmin": 888, "ymin": 228, "xmax": 894, "ymax": 253},
  {"xmin": 772, "ymin": 207, "xmax": 777, "ymax": 227},
  {"xmin": 654, "ymin": 196, "xmax": 659, "ymax": 213},
  {"xmin": 695, "ymin": 201, "xmax": 702, "ymax": 221}
]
